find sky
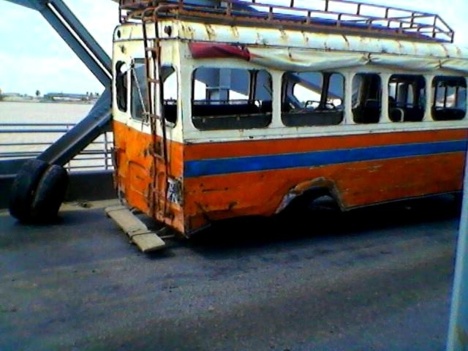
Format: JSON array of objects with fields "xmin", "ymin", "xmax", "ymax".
[
  {"xmin": 0, "ymin": 0, "xmax": 118, "ymax": 96},
  {"xmin": 0, "ymin": 0, "xmax": 467, "ymax": 96}
]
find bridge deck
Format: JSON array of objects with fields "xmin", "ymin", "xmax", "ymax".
[{"xmin": 0, "ymin": 195, "xmax": 459, "ymax": 350}]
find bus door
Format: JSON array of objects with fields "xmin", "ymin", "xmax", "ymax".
[{"xmin": 113, "ymin": 49, "xmax": 173, "ymax": 220}]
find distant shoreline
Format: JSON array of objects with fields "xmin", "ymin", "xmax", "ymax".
[{"xmin": 0, "ymin": 99, "xmax": 96, "ymax": 105}]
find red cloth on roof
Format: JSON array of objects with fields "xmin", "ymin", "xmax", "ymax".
[{"xmin": 189, "ymin": 42, "xmax": 251, "ymax": 60}]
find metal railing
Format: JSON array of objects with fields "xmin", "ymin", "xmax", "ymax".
[
  {"xmin": 0, "ymin": 123, "xmax": 114, "ymax": 173},
  {"xmin": 118, "ymin": 0, "xmax": 455, "ymax": 43}
]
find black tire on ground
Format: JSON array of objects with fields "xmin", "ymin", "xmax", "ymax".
[
  {"xmin": 8, "ymin": 159, "xmax": 49, "ymax": 222},
  {"xmin": 30, "ymin": 164, "xmax": 69, "ymax": 223}
]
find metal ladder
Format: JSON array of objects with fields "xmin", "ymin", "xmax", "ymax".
[{"xmin": 140, "ymin": 5, "xmax": 175, "ymax": 222}]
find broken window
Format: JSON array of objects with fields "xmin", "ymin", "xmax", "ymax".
[
  {"xmin": 281, "ymin": 71, "xmax": 344, "ymax": 127},
  {"xmin": 191, "ymin": 67, "xmax": 272, "ymax": 130},
  {"xmin": 130, "ymin": 60, "xmax": 178, "ymax": 125},
  {"xmin": 161, "ymin": 66, "xmax": 178, "ymax": 125},
  {"xmin": 352, "ymin": 73, "xmax": 381, "ymax": 124},
  {"xmin": 115, "ymin": 61, "xmax": 129, "ymax": 112},
  {"xmin": 432, "ymin": 76, "xmax": 466, "ymax": 121},
  {"xmin": 388, "ymin": 75, "xmax": 426, "ymax": 122},
  {"xmin": 130, "ymin": 61, "xmax": 147, "ymax": 120}
]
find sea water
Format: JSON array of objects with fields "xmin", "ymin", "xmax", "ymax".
[{"xmin": 0, "ymin": 101, "xmax": 112, "ymax": 170}]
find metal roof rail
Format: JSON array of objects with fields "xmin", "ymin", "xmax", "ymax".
[{"xmin": 118, "ymin": 0, "xmax": 455, "ymax": 43}]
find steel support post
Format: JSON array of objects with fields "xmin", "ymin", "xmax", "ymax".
[
  {"xmin": 4, "ymin": 0, "xmax": 113, "ymax": 165},
  {"xmin": 447, "ymin": 153, "xmax": 468, "ymax": 350},
  {"xmin": 37, "ymin": 88, "xmax": 112, "ymax": 165}
]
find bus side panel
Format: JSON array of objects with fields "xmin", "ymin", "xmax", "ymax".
[
  {"xmin": 184, "ymin": 153, "xmax": 464, "ymax": 214},
  {"xmin": 183, "ymin": 129, "xmax": 467, "ymax": 232},
  {"xmin": 113, "ymin": 121, "xmax": 153, "ymax": 214},
  {"xmin": 184, "ymin": 129, "xmax": 467, "ymax": 160}
]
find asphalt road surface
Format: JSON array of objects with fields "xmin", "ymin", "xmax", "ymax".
[{"xmin": 0, "ymin": 195, "xmax": 462, "ymax": 351}]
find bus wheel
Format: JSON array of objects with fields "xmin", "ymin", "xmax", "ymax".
[
  {"xmin": 8, "ymin": 159, "xmax": 49, "ymax": 222},
  {"xmin": 30, "ymin": 164, "xmax": 69, "ymax": 223}
]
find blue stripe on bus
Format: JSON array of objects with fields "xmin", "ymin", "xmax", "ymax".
[{"xmin": 184, "ymin": 140, "xmax": 468, "ymax": 178}]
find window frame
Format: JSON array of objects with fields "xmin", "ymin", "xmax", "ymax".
[{"xmin": 190, "ymin": 66, "xmax": 273, "ymax": 131}]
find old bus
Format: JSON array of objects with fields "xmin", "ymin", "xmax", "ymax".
[{"xmin": 109, "ymin": 0, "xmax": 468, "ymax": 250}]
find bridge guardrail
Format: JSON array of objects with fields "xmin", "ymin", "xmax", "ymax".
[{"xmin": 0, "ymin": 123, "xmax": 114, "ymax": 173}]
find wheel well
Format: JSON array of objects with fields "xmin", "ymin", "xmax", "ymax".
[{"xmin": 275, "ymin": 178, "xmax": 343, "ymax": 215}]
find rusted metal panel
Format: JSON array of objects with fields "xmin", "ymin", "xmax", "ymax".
[
  {"xmin": 180, "ymin": 129, "xmax": 467, "ymax": 234},
  {"xmin": 112, "ymin": 120, "xmax": 186, "ymax": 233},
  {"xmin": 114, "ymin": 21, "xmax": 468, "ymax": 68}
]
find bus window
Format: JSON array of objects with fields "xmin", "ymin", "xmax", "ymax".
[
  {"xmin": 130, "ymin": 62, "xmax": 178, "ymax": 124},
  {"xmin": 352, "ymin": 73, "xmax": 381, "ymax": 124},
  {"xmin": 130, "ymin": 62, "xmax": 147, "ymax": 120},
  {"xmin": 388, "ymin": 75, "xmax": 426, "ymax": 122},
  {"xmin": 281, "ymin": 72, "xmax": 344, "ymax": 127},
  {"xmin": 192, "ymin": 67, "xmax": 272, "ymax": 130},
  {"xmin": 115, "ymin": 61, "xmax": 129, "ymax": 112},
  {"xmin": 162, "ymin": 66, "xmax": 178, "ymax": 124},
  {"xmin": 432, "ymin": 76, "xmax": 466, "ymax": 121}
]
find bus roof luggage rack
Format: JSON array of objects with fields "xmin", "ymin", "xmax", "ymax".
[{"xmin": 118, "ymin": 0, "xmax": 455, "ymax": 43}]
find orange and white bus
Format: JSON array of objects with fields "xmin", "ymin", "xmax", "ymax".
[{"xmin": 110, "ymin": 0, "xmax": 468, "ymax": 248}]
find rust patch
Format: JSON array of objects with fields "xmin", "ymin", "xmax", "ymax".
[
  {"xmin": 342, "ymin": 34, "xmax": 349, "ymax": 45},
  {"xmin": 279, "ymin": 29, "xmax": 288, "ymax": 43},
  {"xmin": 201, "ymin": 187, "xmax": 229, "ymax": 193},
  {"xmin": 291, "ymin": 177, "xmax": 334, "ymax": 194},
  {"xmin": 288, "ymin": 177, "xmax": 345, "ymax": 210},
  {"xmin": 181, "ymin": 24, "xmax": 195, "ymax": 40},
  {"xmin": 256, "ymin": 32, "xmax": 267, "ymax": 45},
  {"xmin": 151, "ymin": 140, "xmax": 163, "ymax": 156},
  {"xmin": 205, "ymin": 24, "xmax": 216, "ymax": 41},
  {"xmin": 231, "ymin": 26, "xmax": 239, "ymax": 39},
  {"xmin": 441, "ymin": 44, "xmax": 450, "ymax": 58}
]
